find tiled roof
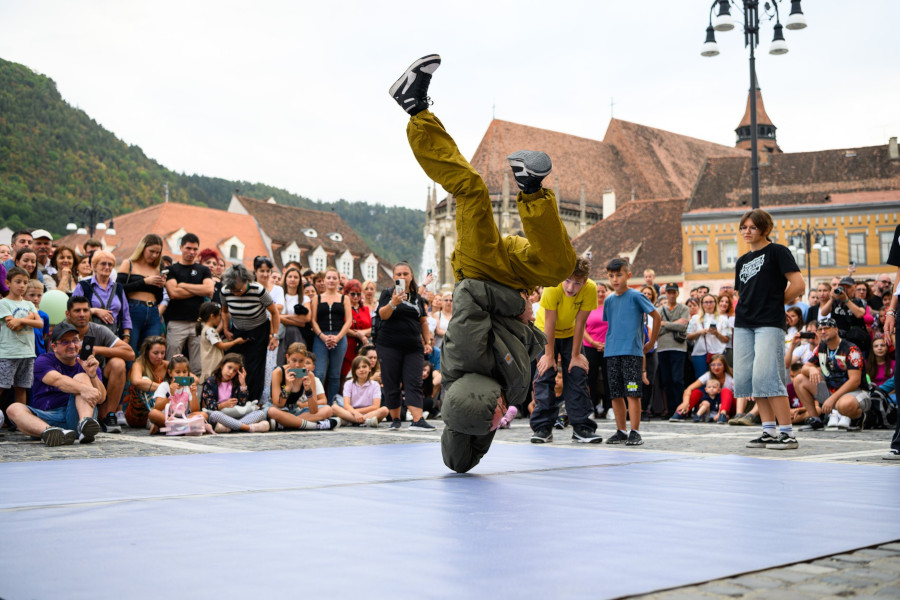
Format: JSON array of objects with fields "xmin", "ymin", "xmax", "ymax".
[
  {"xmin": 737, "ymin": 89, "xmax": 775, "ymax": 128},
  {"xmin": 442, "ymin": 118, "xmax": 743, "ymax": 212},
  {"xmin": 572, "ymin": 197, "xmax": 687, "ymax": 278},
  {"xmin": 56, "ymin": 203, "xmax": 269, "ymax": 268},
  {"xmin": 231, "ymin": 196, "xmax": 394, "ymax": 286},
  {"xmin": 687, "ymin": 144, "xmax": 900, "ymax": 212}
]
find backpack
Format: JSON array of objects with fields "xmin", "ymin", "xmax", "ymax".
[{"xmin": 865, "ymin": 388, "xmax": 898, "ymax": 430}]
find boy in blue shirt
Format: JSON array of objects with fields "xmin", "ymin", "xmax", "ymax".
[{"xmin": 602, "ymin": 258, "xmax": 660, "ymax": 446}]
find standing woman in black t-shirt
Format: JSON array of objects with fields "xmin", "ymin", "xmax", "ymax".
[
  {"xmin": 117, "ymin": 234, "xmax": 166, "ymax": 357},
  {"xmin": 733, "ymin": 209, "xmax": 805, "ymax": 450},
  {"xmin": 881, "ymin": 223, "xmax": 900, "ymax": 460},
  {"xmin": 376, "ymin": 261, "xmax": 435, "ymax": 431}
]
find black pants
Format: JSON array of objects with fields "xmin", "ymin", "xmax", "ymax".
[
  {"xmin": 584, "ymin": 346, "xmax": 610, "ymax": 413},
  {"xmin": 232, "ymin": 321, "xmax": 270, "ymax": 403},
  {"xmin": 377, "ymin": 343, "xmax": 424, "ymax": 410},
  {"xmin": 641, "ymin": 352, "xmax": 659, "ymax": 412},
  {"xmin": 891, "ymin": 342, "xmax": 900, "ymax": 452},
  {"xmin": 658, "ymin": 350, "xmax": 687, "ymax": 415}
]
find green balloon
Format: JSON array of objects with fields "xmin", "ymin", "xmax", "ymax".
[{"xmin": 40, "ymin": 290, "xmax": 69, "ymax": 325}]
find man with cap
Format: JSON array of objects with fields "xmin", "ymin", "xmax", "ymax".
[
  {"xmin": 31, "ymin": 229, "xmax": 57, "ymax": 291},
  {"xmin": 657, "ymin": 283, "xmax": 690, "ymax": 416},
  {"xmin": 791, "ymin": 318, "xmax": 869, "ymax": 431},
  {"xmin": 5, "ymin": 322, "xmax": 105, "ymax": 446},
  {"xmin": 817, "ymin": 276, "xmax": 869, "ymax": 354}
]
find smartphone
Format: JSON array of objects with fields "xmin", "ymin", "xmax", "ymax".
[
  {"xmin": 708, "ymin": 323, "xmax": 717, "ymax": 330},
  {"xmin": 426, "ymin": 269, "xmax": 432, "ymax": 276},
  {"xmin": 288, "ymin": 368, "xmax": 308, "ymax": 379},
  {"xmin": 395, "ymin": 279, "xmax": 406, "ymax": 294},
  {"xmin": 849, "ymin": 261, "xmax": 856, "ymax": 268},
  {"xmin": 161, "ymin": 269, "xmax": 169, "ymax": 278},
  {"xmin": 799, "ymin": 332, "xmax": 816, "ymax": 340},
  {"xmin": 174, "ymin": 376, "xmax": 193, "ymax": 386},
  {"xmin": 78, "ymin": 335, "xmax": 95, "ymax": 361}
]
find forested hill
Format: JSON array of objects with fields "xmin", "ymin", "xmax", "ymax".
[{"xmin": 0, "ymin": 57, "xmax": 424, "ymax": 263}]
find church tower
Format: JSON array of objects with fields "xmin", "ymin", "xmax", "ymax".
[{"xmin": 735, "ymin": 85, "xmax": 782, "ymax": 156}]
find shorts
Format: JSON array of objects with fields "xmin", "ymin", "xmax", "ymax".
[
  {"xmin": 846, "ymin": 389, "xmax": 871, "ymax": 412},
  {"xmin": 26, "ymin": 395, "xmax": 85, "ymax": 431},
  {"xmin": 733, "ymin": 327, "xmax": 787, "ymax": 398},
  {"xmin": 0, "ymin": 357, "xmax": 34, "ymax": 389},
  {"xmin": 606, "ymin": 355, "xmax": 644, "ymax": 400}
]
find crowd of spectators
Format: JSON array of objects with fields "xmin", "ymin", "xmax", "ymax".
[{"xmin": 0, "ymin": 225, "xmax": 896, "ymax": 453}]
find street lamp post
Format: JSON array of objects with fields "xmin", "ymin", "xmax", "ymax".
[
  {"xmin": 66, "ymin": 198, "xmax": 117, "ymax": 238},
  {"xmin": 701, "ymin": 0, "xmax": 808, "ymax": 209},
  {"xmin": 788, "ymin": 225, "xmax": 828, "ymax": 292}
]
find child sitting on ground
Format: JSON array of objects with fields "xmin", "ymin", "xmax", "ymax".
[
  {"xmin": 148, "ymin": 354, "xmax": 212, "ymax": 435},
  {"xmin": 267, "ymin": 346, "xmax": 338, "ymax": 431},
  {"xmin": 693, "ymin": 378, "xmax": 722, "ymax": 423},
  {"xmin": 201, "ymin": 353, "xmax": 269, "ymax": 433},
  {"xmin": 198, "ymin": 301, "xmax": 245, "ymax": 381},
  {"xmin": 334, "ymin": 355, "xmax": 389, "ymax": 427}
]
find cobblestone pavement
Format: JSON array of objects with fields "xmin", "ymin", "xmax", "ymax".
[{"xmin": 2, "ymin": 416, "xmax": 898, "ymax": 598}]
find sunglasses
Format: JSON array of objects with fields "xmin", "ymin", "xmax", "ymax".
[{"xmin": 348, "ymin": 292, "xmax": 360, "ymax": 297}]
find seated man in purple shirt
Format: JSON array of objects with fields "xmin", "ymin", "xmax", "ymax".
[{"xmin": 6, "ymin": 322, "xmax": 106, "ymax": 446}]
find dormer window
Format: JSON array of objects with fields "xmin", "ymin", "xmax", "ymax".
[
  {"xmin": 303, "ymin": 228, "xmax": 318, "ymax": 238},
  {"xmin": 327, "ymin": 232, "xmax": 343, "ymax": 242}
]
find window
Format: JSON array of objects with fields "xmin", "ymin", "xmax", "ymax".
[
  {"xmin": 365, "ymin": 263, "xmax": 377, "ymax": 282},
  {"xmin": 303, "ymin": 228, "xmax": 318, "ymax": 238},
  {"xmin": 719, "ymin": 240, "xmax": 738, "ymax": 270},
  {"xmin": 338, "ymin": 251, "xmax": 354, "ymax": 278},
  {"xmin": 849, "ymin": 232, "xmax": 867, "ymax": 265},
  {"xmin": 328, "ymin": 232, "xmax": 343, "ymax": 242},
  {"xmin": 310, "ymin": 246, "xmax": 327, "ymax": 272},
  {"xmin": 881, "ymin": 230, "xmax": 896, "ymax": 264},
  {"xmin": 818, "ymin": 234, "xmax": 836, "ymax": 267},
  {"xmin": 692, "ymin": 242, "xmax": 708, "ymax": 271},
  {"xmin": 229, "ymin": 245, "xmax": 238, "ymax": 259}
]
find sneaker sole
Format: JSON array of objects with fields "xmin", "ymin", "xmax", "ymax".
[
  {"xmin": 388, "ymin": 55, "xmax": 441, "ymax": 97},
  {"xmin": 625, "ymin": 440, "xmax": 644, "ymax": 446},
  {"xmin": 605, "ymin": 440, "xmax": 627, "ymax": 445},
  {"xmin": 408, "ymin": 426, "xmax": 436, "ymax": 431},
  {"xmin": 572, "ymin": 436, "xmax": 603, "ymax": 444},
  {"xmin": 79, "ymin": 420, "xmax": 101, "ymax": 444},
  {"xmin": 103, "ymin": 424, "xmax": 122, "ymax": 434},
  {"xmin": 746, "ymin": 441, "xmax": 769, "ymax": 448},
  {"xmin": 766, "ymin": 441, "xmax": 799, "ymax": 450},
  {"xmin": 42, "ymin": 429, "xmax": 65, "ymax": 447},
  {"xmin": 530, "ymin": 436, "xmax": 552, "ymax": 444},
  {"xmin": 506, "ymin": 151, "xmax": 552, "ymax": 177}
]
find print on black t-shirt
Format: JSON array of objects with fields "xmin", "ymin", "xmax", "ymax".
[{"xmin": 734, "ymin": 243, "xmax": 800, "ymax": 330}]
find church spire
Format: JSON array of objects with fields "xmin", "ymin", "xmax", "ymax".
[{"xmin": 735, "ymin": 84, "xmax": 781, "ymax": 155}]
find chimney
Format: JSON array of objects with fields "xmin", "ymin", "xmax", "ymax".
[
  {"xmin": 890, "ymin": 136, "xmax": 899, "ymax": 161},
  {"xmin": 602, "ymin": 189, "xmax": 616, "ymax": 219}
]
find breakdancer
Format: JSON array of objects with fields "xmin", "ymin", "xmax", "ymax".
[{"xmin": 390, "ymin": 54, "xmax": 577, "ymax": 472}]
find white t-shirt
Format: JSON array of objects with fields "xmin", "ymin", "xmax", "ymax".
[
  {"xmin": 698, "ymin": 371, "xmax": 734, "ymax": 392},
  {"xmin": 268, "ymin": 286, "xmax": 285, "ymax": 314},
  {"xmin": 687, "ymin": 313, "xmax": 731, "ymax": 356}
]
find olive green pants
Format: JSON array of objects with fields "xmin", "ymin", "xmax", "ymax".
[{"xmin": 407, "ymin": 110, "xmax": 576, "ymax": 290}]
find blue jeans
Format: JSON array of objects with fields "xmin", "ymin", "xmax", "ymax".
[
  {"xmin": 27, "ymin": 395, "xmax": 95, "ymax": 430},
  {"xmin": 313, "ymin": 332, "xmax": 347, "ymax": 403},
  {"xmin": 128, "ymin": 300, "xmax": 162, "ymax": 355},
  {"xmin": 733, "ymin": 326, "xmax": 787, "ymax": 399},
  {"xmin": 531, "ymin": 337, "xmax": 595, "ymax": 432},
  {"xmin": 690, "ymin": 354, "xmax": 710, "ymax": 381}
]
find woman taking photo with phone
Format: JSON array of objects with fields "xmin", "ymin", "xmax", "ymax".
[{"xmin": 376, "ymin": 261, "xmax": 434, "ymax": 431}]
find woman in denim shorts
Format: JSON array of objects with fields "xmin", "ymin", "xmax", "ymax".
[{"xmin": 733, "ymin": 209, "xmax": 805, "ymax": 450}]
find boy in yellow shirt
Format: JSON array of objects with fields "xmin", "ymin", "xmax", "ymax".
[{"xmin": 531, "ymin": 258, "xmax": 601, "ymax": 443}]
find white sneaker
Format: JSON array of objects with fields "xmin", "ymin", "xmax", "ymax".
[
  {"xmin": 606, "ymin": 408, "xmax": 615, "ymax": 421},
  {"xmin": 116, "ymin": 410, "xmax": 127, "ymax": 427},
  {"xmin": 825, "ymin": 412, "xmax": 841, "ymax": 430},
  {"xmin": 365, "ymin": 417, "xmax": 378, "ymax": 428},
  {"xmin": 837, "ymin": 415, "xmax": 852, "ymax": 431}
]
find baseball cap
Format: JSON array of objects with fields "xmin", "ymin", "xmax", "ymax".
[
  {"xmin": 665, "ymin": 283, "xmax": 679, "ymax": 292},
  {"xmin": 31, "ymin": 229, "xmax": 53, "ymax": 241},
  {"xmin": 839, "ymin": 276, "xmax": 855, "ymax": 287},
  {"xmin": 50, "ymin": 322, "xmax": 80, "ymax": 342},
  {"xmin": 818, "ymin": 317, "xmax": 837, "ymax": 328}
]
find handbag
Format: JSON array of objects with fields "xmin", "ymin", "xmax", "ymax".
[
  {"xmin": 161, "ymin": 391, "xmax": 207, "ymax": 436},
  {"xmin": 91, "ymin": 281, "xmax": 120, "ymax": 336}
]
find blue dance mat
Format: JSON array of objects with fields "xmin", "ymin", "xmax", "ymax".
[{"xmin": 2, "ymin": 444, "xmax": 899, "ymax": 599}]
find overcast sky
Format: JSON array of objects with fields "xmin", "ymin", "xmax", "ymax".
[{"xmin": 1, "ymin": 1, "xmax": 898, "ymax": 211}]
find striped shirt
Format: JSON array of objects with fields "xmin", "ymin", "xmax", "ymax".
[{"xmin": 220, "ymin": 282, "xmax": 273, "ymax": 330}]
